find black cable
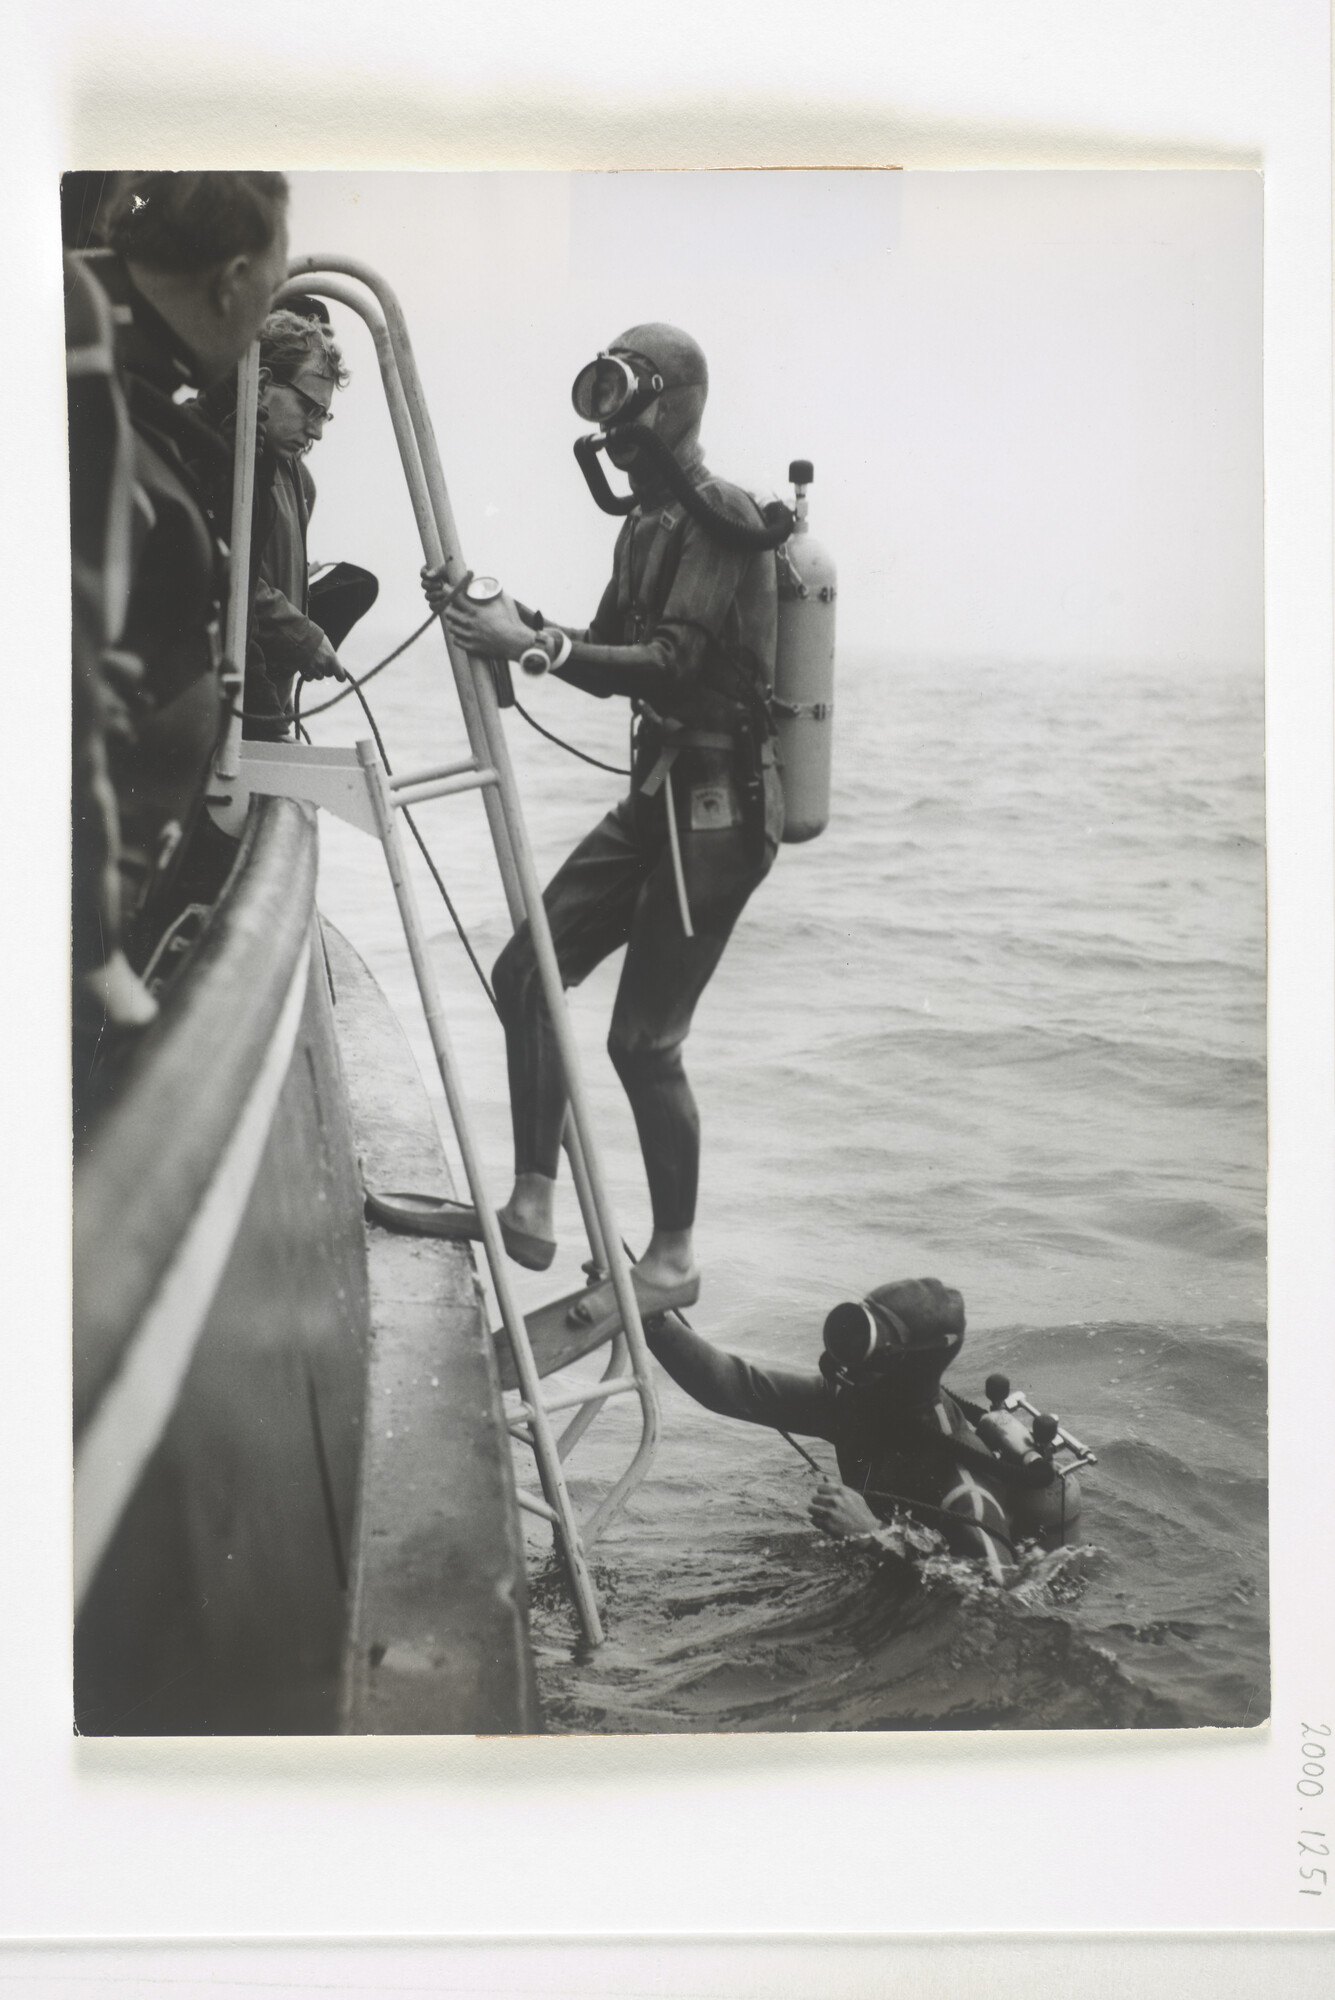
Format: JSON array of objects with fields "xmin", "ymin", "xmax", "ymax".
[
  {"xmin": 227, "ymin": 611, "xmax": 433, "ymax": 733},
  {"xmin": 299, "ymin": 614, "xmax": 436, "ymax": 716},
  {"xmin": 341, "ymin": 674, "xmax": 500, "ymax": 1015},
  {"xmin": 402, "ymin": 808, "xmax": 499, "ymax": 1015},
  {"xmin": 272, "ymin": 610, "xmax": 627, "ymax": 1010},
  {"xmin": 227, "ymin": 617, "xmax": 436, "ymax": 734},
  {"xmin": 574, "ymin": 428, "xmax": 796, "ymax": 549},
  {"xmin": 778, "ymin": 1429, "xmax": 823, "ymax": 1474},
  {"xmin": 511, "ymin": 697, "xmax": 630, "ymax": 777}
]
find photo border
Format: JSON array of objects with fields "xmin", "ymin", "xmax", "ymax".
[{"xmin": 4, "ymin": 0, "xmax": 1331, "ymax": 1969}]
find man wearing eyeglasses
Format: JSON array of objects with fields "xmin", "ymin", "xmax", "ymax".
[{"xmin": 236, "ymin": 308, "xmax": 377, "ymax": 740}]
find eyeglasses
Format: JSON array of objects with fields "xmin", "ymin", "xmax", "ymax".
[{"xmin": 282, "ymin": 381, "xmax": 335, "ymax": 427}]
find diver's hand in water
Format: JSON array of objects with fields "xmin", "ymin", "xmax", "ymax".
[
  {"xmin": 809, "ymin": 1481, "xmax": 881, "ymax": 1540},
  {"xmin": 444, "ymin": 589, "xmax": 533, "ymax": 662}
]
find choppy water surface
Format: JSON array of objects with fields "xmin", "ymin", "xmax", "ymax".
[{"xmin": 309, "ymin": 640, "xmax": 1267, "ymax": 1731}]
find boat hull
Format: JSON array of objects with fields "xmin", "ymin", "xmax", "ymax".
[
  {"xmin": 73, "ymin": 797, "xmax": 537, "ymax": 1734},
  {"xmin": 74, "ymin": 918, "xmax": 369, "ymax": 1733}
]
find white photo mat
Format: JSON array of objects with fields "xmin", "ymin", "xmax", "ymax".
[{"xmin": 3, "ymin": 0, "xmax": 1331, "ymax": 1972}]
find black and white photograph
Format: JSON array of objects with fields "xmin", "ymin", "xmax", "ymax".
[
  {"xmin": 6, "ymin": 0, "xmax": 1334, "ymax": 1970},
  {"xmin": 67, "ymin": 166, "xmax": 1267, "ymax": 1738}
]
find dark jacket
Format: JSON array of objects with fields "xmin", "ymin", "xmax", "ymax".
[
  {"xmin": 243, "ymin": 453, "xmax": 327, "ymax": 738},
  {"xmin": 73, "ymin": 251, "xmax": 229, "ymax": 945},
  {"xmin": 67, "ymin": 255, "xmax": 134, "ymax": 977},
  {"xmin": 179, "ymin": 392, "xmax": 329, "ymax": 740}
]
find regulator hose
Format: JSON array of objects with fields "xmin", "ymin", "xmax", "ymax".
[
  {"xmin": 572, "ymin": 434, "xmax": 637, "ymax": 517},
  {"xmin": 573, "ymin": 429, "xmax": 796, "ymax": 552}
]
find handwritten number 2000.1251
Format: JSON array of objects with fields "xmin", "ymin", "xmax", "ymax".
[{"xmin": 1299, "ymin": 1723, "xmax": 1329, "ymax": 1895}]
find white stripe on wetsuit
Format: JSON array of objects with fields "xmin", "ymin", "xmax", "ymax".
[{"xmin": 936, "ymin": 1403, "xmax": 1009, "ymax": 1584}]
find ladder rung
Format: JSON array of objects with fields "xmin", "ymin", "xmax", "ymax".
[
  {"xmin": 393, "ymin": 767, "xmax": 498, "ymax": 808},
  {"xmin": 515, "ymin": 1487, "xmax": 559, "ymax": 1525},
  {"xmin": 535, "ymin": 1378, "xmax": 640, "ymax": 1418},
  {"xmin": 389, "ymin": 755, "xmax": 480, "ymax": 789}
]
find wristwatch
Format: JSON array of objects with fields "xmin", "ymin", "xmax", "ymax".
[{"xmin": 518, "ymin": 628, "xmax": 573, "ymax": 677}]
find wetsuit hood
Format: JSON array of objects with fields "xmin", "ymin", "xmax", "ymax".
[
  {"xmin": 822, "ymin": 1277, "xmax": 966, "ymax": 1406},
  {"xmin": 605, "ymin": 323, "xmax": 708, "ymax": 462},
  {"xmin": 609, "ymin": 323, "xmax": 709, "ymax": 399}
]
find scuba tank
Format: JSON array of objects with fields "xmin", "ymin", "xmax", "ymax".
[
  {"xmin": 773, "ymin": 461, "xmax": 836, "ymax": 843},
  {"xmin": 977, "ymin": 1374, "xmax": 1083, "ymax": 1536},
  {"xmin": 573, "ymin": 425, "xmax": 837, "ymax": 845}
]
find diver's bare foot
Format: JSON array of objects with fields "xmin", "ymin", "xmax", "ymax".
[
  {"xmin": 498, "ymin": 1172, "xmax": 557, "ymax": 1251},
  {"xmin": 633, "ymin": 1227, "xmax": 699, "ymax": 1296}
]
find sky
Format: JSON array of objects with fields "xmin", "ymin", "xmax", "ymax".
[{"xmin": 287, "ymin": 169, "xmax": 1262, "ymax": 672}]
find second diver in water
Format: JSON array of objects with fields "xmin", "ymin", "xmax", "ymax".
[
  {"xmin": 642, "ymin": 1279, "xmax": 1066, "ymax": 1582},
  {"xmin": 424, "ymin": 324, "xmax": 784, "ymax": 1324}
]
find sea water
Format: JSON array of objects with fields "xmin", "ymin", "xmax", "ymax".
[{"xmin": 308, "ymin": 637, "xmax": 1267, "ymax": 1732}]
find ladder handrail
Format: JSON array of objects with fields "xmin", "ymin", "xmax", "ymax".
[
  {"xmin": 353, "ymin": 737, "xmax": 605, "ymax": 1642},
  {"xmin": 284, "ymin": 272, "xmax": 613, "ymax": 1275},
  {"xmin": 283, "ymin": 261, "xmax": 658, "ymax": 1445},
  {"xmin": 221, "ymin": 279, "xmax": 603, "ymax": 1633},
  {"xmin": 253, "ymin": 260, "xmax": 663, "ymax": 1640},
  {"xmin": 210, "ymin": 341, "xmax": 263, "ymax": 808}
]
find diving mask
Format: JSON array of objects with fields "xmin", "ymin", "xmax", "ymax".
[
  {"xmin": 571, "ymin": 349, "xmax": 665, "ymax": 428},
  {"xmin": 821, "ymin": 1299, "xmax": 914, "ymax": 1386},
  {"xmin": 819, "ymin": 1281, "xmax": 966, "ymax": 1391}
]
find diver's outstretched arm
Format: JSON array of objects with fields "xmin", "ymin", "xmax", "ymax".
[{"xmin": 644, "ymin": 1313, "xmax": 836, "ymax": 1443}]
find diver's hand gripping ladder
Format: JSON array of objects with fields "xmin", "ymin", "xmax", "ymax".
[{"xmin": 214, "ymin": 258, "xmax": 661, "ymax": 1647}]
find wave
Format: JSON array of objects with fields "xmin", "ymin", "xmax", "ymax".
[{"xmin": 534, "ymin": 1537, "xmax": 1189, "ymax": 1733}]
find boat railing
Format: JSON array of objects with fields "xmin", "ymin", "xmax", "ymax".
[{"xmin": 218, "ymin": 257, "xmax": 661, "ymax": 1647}]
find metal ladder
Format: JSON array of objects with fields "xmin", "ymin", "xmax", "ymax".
[{"xmin": 209, "ymin": 256, "xmax": 660, "ymax": 1646}]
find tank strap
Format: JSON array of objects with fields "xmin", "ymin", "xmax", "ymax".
[
  {"xmin": 636, "ymin": 711, "xmax": 737, "ymax": 797},
  {"xmin": 637, "ymin": 505, "xmax": 687, "ymax": 622},
  {"xmin": 859, "ymin": 1484, "xmax": 1018, "ymax": 1559}
]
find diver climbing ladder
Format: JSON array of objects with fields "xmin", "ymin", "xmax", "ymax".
[{"xmin": 210, "ymin": 257, "xmax": 661, "ymax": 1647}]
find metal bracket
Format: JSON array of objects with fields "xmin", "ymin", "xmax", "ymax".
[{"xmin": 240, "ymin": 742, "xmax": 385, "ymax": 838}]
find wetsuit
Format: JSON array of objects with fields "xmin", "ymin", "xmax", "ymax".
[
  {"xmin": 644, "ymin": 1314, "xmax": 1050, "ymax": 1561},
  {"xmin": 493, "ymin": 452, "xmax": 783, "ymax": 1232}
]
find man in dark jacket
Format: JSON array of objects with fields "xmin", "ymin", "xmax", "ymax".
[
  {"xmin": 236, "ymin": 309, "xmax": 369, "ymax": 738},
  {"xmin": 427, "ymin": 324, "xmax": 782, "ymax": 1312},
  {"xmin": 188, "ymin": 306, "xmax": 379, "ymax": 741},
  {"xmin": 67, "ymin": 252, "xmax": 154, "ymax": 1042},
  {"xmin": 68, "ymin": 172, "xmax": 289, "ymax": 1066}
]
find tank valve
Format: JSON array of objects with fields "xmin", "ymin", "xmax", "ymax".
[
  {"xmin": 1032, "ymin": 1412, "xmax": 1060, "ymax": 1458},
  {"xmin": 985, "ymin": 1373, "xmax": 1011, "ymax": 1409}
]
